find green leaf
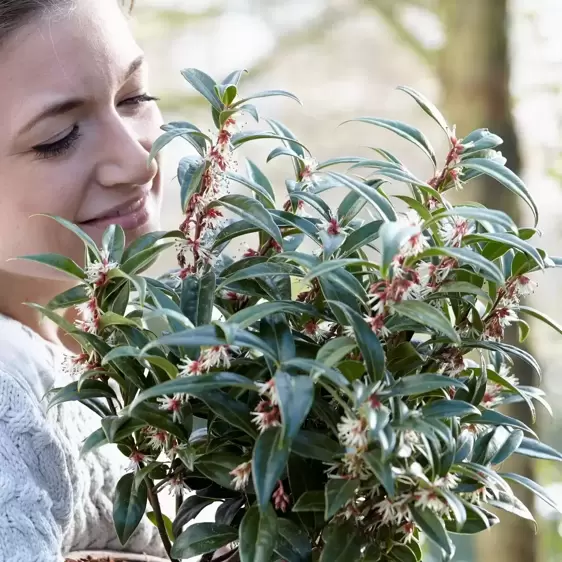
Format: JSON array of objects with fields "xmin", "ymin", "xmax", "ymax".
[
  {"xmin": 102, "ymin": 224, "xmax": 126, "ymax": 263},
  {"xmin": 181, "ymin": 270, "xmax": 216, "ymax": 326},
  {"xmin": 231, "ymin": 130, "xmax": 308, "ymax": 153},
  {"xmin": 197, "ymin": 453, "xmax": 242, "ymax": 490},
  {"xmin": 463, "ymin": 408, "xmax": 536, "ymax": 437},
  {"xmin": 49, "ymin": 381, "xmax": 116, "ymax": 409},
  {"xmin": 461, "ymin": 158, "xmax": 538, "ymax": 225},
  {"xmin": 392, "ymin": 301, "xmax": 460, "ymax": 343},
  {"xmin": 226, "ymin": 171, "xmax": 276, "ymax": 208},
  {"xmin": 239, "ymin": 504, "xmax": 278, "ymax": 562},
  {"xmin": 501, "ymin": 472, "xmax": 562, "ymax": 513},
  {"xmin": 247, "ymin": 159, "xmax": 276, "ymax": 203},
  {"xmin": 293, "ymin": 491, "xmax": 325, "ymax": 512},
  {"xmin": 252, "ymin": 427, "xmax": 291, "ymax": 511},
  {"xmin": 80, "ymin": 427, "xmax": 108, "ymax": 457},
  {"xmin": 515, "ymin": 437, "xmax": 562, "ymax": 462},
  {"xmin": 465, "ymin": 232, "xmax": 543, "ymax": 269},
  {"xmin": 364, "ymin": 451, "xmax": 395, "ymax": 496},
  {"xmin": 234, "ymin": 89, "xmax": 301, "ymax": 108},
  {"xmin": 410, "ymin": 506, "xmax": 455, "ymax": 559},
  {"xmin": 519, "ymin": 306, "xmax": 562, "ymax": 337},
  {"xmin": 142, "ymin": 324, "xmax": 278, "ymax": 364},
  {"xmin": 122, "ymin": 230, "xmax": 181, "ymax": 264},
  {"xmin": 338, "ymin": 190, "xmax": 368, "ymax": 225},
  {"xmin": 228, "ymin": 301, "xmax": 323, "ymax": 329},
  {"xmin": 379, "ymin": 221, "xmax": 420, "ymax": 277},
  {"xmin": 121, "ymin": 241, "xmax": 176, "ymax": 275},
  {"xmin": 339, "ymin": 220, "xmax": 384, "ymax": 257},
  {"xmin": 113, "ymin": 473, "xmax": 148, "ymax": 546},
  {"xmin": 388, "ymin": 374, "xmax": 467, "ymax": 397},
  {"xmin": 447, "ymin": 501, "xmax": 498, "ymax": 534},
  {"xmin": 171, "ymin": 522, "xmax": 237, "ymax": 559},
  {"xmin": 276, "ymin": 371, "xmax": 314, "ymax": 442},
  {"xmin": 146, "ymin": 512, "xmax": 174, "ymax": 542},
  {"xmin": 210, "ymin": 194, "xmax": 282, "ymax": 245},
  {"xmin": 219, "ymin": 262, "xmax": 302, "ymax": 290},
  {"xmin": 324, "ymin": 172, "xmax": 396, "ymax": 221},
  {"xmin": 130, "ymin": 372, "xmax": 256, "ymax": 409},
  {"xmin": 397, "ymin": 85, "xmax": 451, "ymax": 138},
  {"xmin": 426, "ymin": 206, "xmax": 517, "ymax": 233},
  {"xmin": 489, "ymin": 428, "xmax": 524, "ymax": 465},
  {"xmin": 17, "ymin": 253, "xmax": 85, "ymax": 281},
  {"xmin": 327, "ymin": 301, "xmax": 385, "ymax": 381},
  {"xmin": 348, "ymin": 117, "xmax": 437, "ymax": 166},
  {"xmin": 179, "ymin": 157, "xmax": 206, "ymax": 213},
  {"xmin": 266, "ymin": 118, "xmax": 307, "ymax": 159},
  {"xmin": 47, "ymin": 285, "xmax": 90, "ymax": 310},
  {"xmin": 292, "ymin": 430, "xmax": 344, "ymax": 462},
  {"xmin": 325, "ymin": 479, "xmax": 359, "ymax": 520},
  {"xmin": 274, "ymin": 518, "xmax": 312, "ymax": 562},
  {"xmin": 181, "ymin": 68, "xmax": 223, "ymax": 111},
  {"xmin": 316, "ymin": 337, "xmax": 357, "ymax": 367},
  {"xmin": 319, "ymin": 521, "xmax": 363, "ymax": 562},
  {"xmin": 418, "ymin": 246, "xmax": 504, "ymax": 285},
  {"xmin": 201, "ymin": 390, "xmax": 257, "ymax": 437},
  {"xmin": 436, "ymin": 281, "xmax": 492, "ymax": 304},
  {"xmin": 35, "ymin": 215, "xmax": 101, "ymax": 258},
  {"xmin": 422, "ymin": 400, "xmax": 480, "ymax": 419},
  {"xmin": 301, "ymin": 258, "xmax": 375, "ymax": 285}
]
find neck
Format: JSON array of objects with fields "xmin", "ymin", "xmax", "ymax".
[{"xmin": 0, "ymin": 269, "xmax": 80, "ymax": 350}]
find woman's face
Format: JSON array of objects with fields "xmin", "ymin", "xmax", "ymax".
[{"xmin": 0, "ymin": 0, "xmax": 164, "ymax": 281}]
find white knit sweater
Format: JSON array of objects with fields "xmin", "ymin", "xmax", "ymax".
[{"xmin": 0, "ymin": 313, "xmax": 164, "ymax": 562}]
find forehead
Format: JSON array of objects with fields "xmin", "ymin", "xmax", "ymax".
[{"xmin": 0, "ymin": 0, "xmax": 142, "ymax": 131}]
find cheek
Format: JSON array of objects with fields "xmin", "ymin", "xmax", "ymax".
[{"xmin": 0, "ymin": 159, "xmax": 89, "ymax": 277}]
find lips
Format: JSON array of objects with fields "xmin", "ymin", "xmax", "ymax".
[{"xmin": 80, "ymin": 194, "xmax": 151, "ymax": 231}]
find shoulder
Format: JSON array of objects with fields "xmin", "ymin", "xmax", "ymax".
[{"xmin": 0, "ymin": 313, "xmax": 59, "ymax": 406}]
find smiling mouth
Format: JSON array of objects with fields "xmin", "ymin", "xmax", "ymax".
[{"xmin": 80, "ymin": 194, "xmax": 151, "ymax": 231}]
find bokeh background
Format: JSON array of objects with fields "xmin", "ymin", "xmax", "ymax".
[{"xmin": 131, "ymin": 1, "xmax": 562, "ymax": 560}]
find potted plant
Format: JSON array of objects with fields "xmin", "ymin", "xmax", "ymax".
[{"xmin": 35, "ymin": 68, "xmax": 562, "ymax": 562}]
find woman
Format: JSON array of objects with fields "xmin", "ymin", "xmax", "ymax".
[{"xmin": 0, "ymin": 0, "xmax": 167, "ymax": 559}]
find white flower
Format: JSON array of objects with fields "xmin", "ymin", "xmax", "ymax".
[
  {"xmin": 413, "ymin": 488, "xmax": 448, "ymax": 513},
  {"xmin": 435, "ymin": 473, "xmax": 461, "ymax": 490},
  {"xmin": 251, "ymin": 401, "xmax": 281, "ymax": 433},
  {"xmin": 85, "ymin": 250, "xmax": 118, "ymax": 286},
  {"xmin": 464, "ymin": 486, "xmax": 495, "ymax": 505},
  {"xmin": 439, "ymin": 216, "xmax": 473, "ymax": 247},
  {"xmin": 341, "ymin": 452, "xmax": 372, "ymax": 480},
  {"xmin": 256, "ymin": 379, "xmax": 279, "ymax": 406},
  {"xmin": 146, "ymin": 428, "xmax": 168, "ymax": 451},
  {"xmin": 167, "ymin": 476, "xmax": 188, "ymax": 496},
  {"xmin": 397, "ymin": 430, "xmax": 421, "ymax": 458},
  {"xmin": 337, "ymin": 414, "xmax": 368, "ymax": 449},
  {"xmin": 127, "ymin": 450, "xmax": 150, "ymax": 472},
  {"xmin": 61, "ymin": 352, "xmax": 91, "ymax": 380},
  {"xmin": 200, "ymin": 345, "xmax": 231, "ymax": 371},
  {"xmin": 375, "ymin": 497, "xmax": 410, "ymax": 526},
  {"xmin": 513, "ymin": 275, "xmax": 537, "ymax": 297},
  {"xmin": 178, "ymin": 356, "xmax": 205, "ymax": 377},
  {"xmin": 157, "ymin": 394, "xmax": 185, "ymax": 423},
  {"xmin": 230, "ymin": 461, "xmax": 252, "ymax": 491},
  {"xmin": 400, "ymin": 522, "xmax": 416, "ymax": 543},
  {"xmin": 397, "ymin": 210, "xmax": 429, "ymax": 257}
]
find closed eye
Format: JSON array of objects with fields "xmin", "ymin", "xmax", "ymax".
[{"xmin": 119, "ymin": 93, "xmax": 160, "ymax": 106}]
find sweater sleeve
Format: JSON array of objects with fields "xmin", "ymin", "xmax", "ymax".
[{"xmin": 0, "ymin": 369, "xmax": 72, "ymax": 562}]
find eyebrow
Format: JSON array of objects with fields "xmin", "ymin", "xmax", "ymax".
[{"xmin": 19, "ymin": 55, "xmax": 145, "ymax": 137}]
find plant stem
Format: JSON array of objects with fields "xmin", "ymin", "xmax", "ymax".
[{"xmin": 146, "ymin": 478, "xmax": 177, "ymax": 562}]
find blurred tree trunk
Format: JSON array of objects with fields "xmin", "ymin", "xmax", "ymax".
[{"xmin": 438, "ymin": 2, "xmax": 537, "ymax": 562}]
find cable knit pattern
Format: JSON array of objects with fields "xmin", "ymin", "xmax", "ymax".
[{"xmin": 0, "ymin": 313, "xmax": 164, "ymax": 562}]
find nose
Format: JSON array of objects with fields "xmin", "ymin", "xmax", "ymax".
[{"xmin": 95, "ymin": 113, "xmax": 158, "ymax": 189}]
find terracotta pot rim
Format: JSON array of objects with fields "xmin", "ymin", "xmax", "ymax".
[{"xmin": 65, "ymin": 551, "xmax": 169, "ymax": 562}]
